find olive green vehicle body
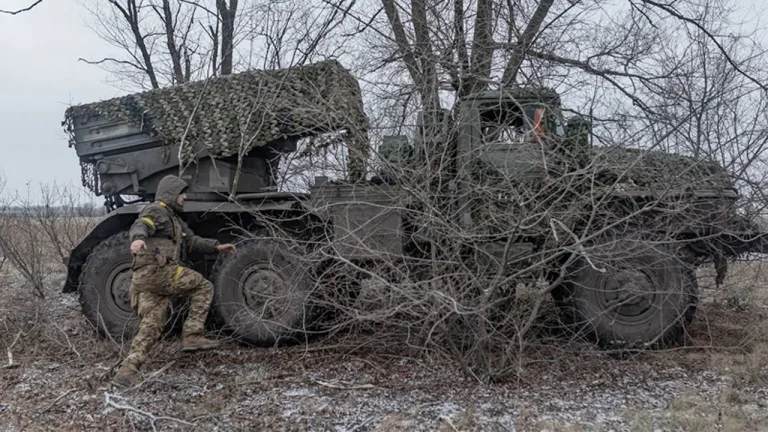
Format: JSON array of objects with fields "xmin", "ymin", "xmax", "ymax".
[{"xmin": 61, "ymin": 61, "xmax": 768, "ymax": 347}]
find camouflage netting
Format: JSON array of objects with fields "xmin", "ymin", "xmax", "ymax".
[
  {"xmin": 590, "ymin": 146, "xmax": 736, "ymax": 193},
  {"xmin": 63, "ymin": 59, "xmax": 370, "ymax": 181}
]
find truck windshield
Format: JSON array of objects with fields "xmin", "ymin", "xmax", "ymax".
[{"xmin": 479, "ymin": 104, "xmax": 547, "ymax": 145}]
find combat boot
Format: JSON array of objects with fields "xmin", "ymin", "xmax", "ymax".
[
  {"xmin": 112, "ymin": 364, "xmax": 140, "ymax": 389},
  {"xmin": 182, "ymin": 334, "xmax": 220, "ymax": 352}
]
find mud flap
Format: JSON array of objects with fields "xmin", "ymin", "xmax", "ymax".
[{"xmin": 713, "ymin": 251, "xmax": 728, "ymax": 288}]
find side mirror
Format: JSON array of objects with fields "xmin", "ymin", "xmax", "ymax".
[
  {"xmin": 562, "ymin": 115, "xmax": 592, "ymax": 169},
  {"xmin": 380, "ymin": 135, "xmax": 413, "ymax": 165},
  {"xmin": 565, "ymin": 115, "xmax": 592, "ymax": 142},
  {"xmin": 373, "ymin": 135, "xmax": 413, "ymax": 184}
]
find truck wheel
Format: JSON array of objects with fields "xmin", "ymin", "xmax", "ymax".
[
  {"xmin": 78, "ymin": 232, "xmax": 139, "ymax": 341},
  {"xmin": 78, "ymin": 232, "xmax": 205, "ymax": 342},
  {"xmin": 556, "ymin": 235, "xmax": 698, "ymax": 348},
  {"xmin": 210, "ymin": 238, "xmax": 319, "ymax": 347}
]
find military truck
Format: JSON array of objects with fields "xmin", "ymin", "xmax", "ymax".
[{"xmin": 61, "ymin": 59, "xmax": 768, "ymax": 349}]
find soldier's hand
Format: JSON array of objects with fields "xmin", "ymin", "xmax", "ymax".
[
  {"xmin": 130, "ymin": 240, "xmax": 146, "ymax": 255},
  {"xmin": 216, "ymin": 243, "xmax": 237, "ymax": 254}
]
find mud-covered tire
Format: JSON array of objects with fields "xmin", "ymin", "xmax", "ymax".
[
  {"xmin": 78, "ymin": 232, "xmax": 180, "ymax": 342},
  {"xmin": 78, "ymin": 232, "xmax": 139, "ymax": 341},
  {"xmin": 210, "ymin": 238, "xmax": 320, "ymax": 347},
  {"xmin": 554, "ymin": 234, "xmax": 698, "ymax": 348}
]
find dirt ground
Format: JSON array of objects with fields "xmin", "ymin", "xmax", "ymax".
[{"xmin": 1, "ymin": 261, "xmax": 768, "ymax": 431}]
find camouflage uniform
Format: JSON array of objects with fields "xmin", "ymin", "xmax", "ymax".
[{"xmin": 113, "ymin": 175, "xmax": 221, "ymax": 387}]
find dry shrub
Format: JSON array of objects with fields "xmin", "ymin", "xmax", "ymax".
[
  {"xmin": 0, "ymin": 213, "xmax": 52, "ymax": 298},
  {"xmin": 0, "ymin": 181, "xmax": 100, "ymax": 298},
  {"xmin": 242, "ymin": 123, "xmax": 768, "ymax": 383}
]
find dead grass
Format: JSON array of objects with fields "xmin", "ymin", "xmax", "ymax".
[
  {"xmin": 598, "ymin": 260, "xmax": 768, "ymax": 432},
  {"xmin": 1, "ymin": 272, "xmax": 766, "ymax": 430},
  {"xmin": 0, "ymin": 213, "xmax": 97, "ymax": 298},
  {"xmin": 623, "ymin": 385, "xmax": 768, "ymax": 432}
]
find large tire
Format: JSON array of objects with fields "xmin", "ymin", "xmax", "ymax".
[
  {"xmin": 554, "ymin": 233, "xmax": 698, "ymax": 348},
  {"xmin": 210, "ymin": 238, "xmax": 320, "ymax": 347},
  {"xmin": 78, "ymin": 232, "xmax": 180, "ymax": 342},
  {"xmin": 78, "ymin": 232, "xmax": 139, "ymax": 341}
]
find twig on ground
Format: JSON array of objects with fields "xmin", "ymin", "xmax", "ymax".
[
  {"xmin": 349, "ymin": 355, "xmax": 386, "ymax": 373},
  {"xmin": 39, "ymin": 389, "xmax": 76, "ymax": 414},
  {"xmin": 441, "ymin": 416, "xmax": 460, "ymax": 432},
  {"xmin": 133, "ymin": 360, "xmax": 176, "ymax": 390},
  {"xmin": 53, "ymin": 322, "xmax": 81, "ymax": 360},
  {"xmin": 235, "ymin": 377, "xmax": 304, "ymax": 386},
  {"xmin": 151, "ymin": 360, "xmax": 176, "ymax": 378},
  {"xmin": 350, "ymin": 416, "xmax": 375, "ymax": 431},
  {"xmin": 311, "ymin": 377, "xmax": 376, "ymax": 390},
  {"xmin": 104, "ymin": 393, "xmax": 196, "ymax": 430},
  {"xmin": 4, "ymin": 330, "xmax": 23, "ymax": 369},
  {"xmin": 98, "ymin": 359, "xmax": 125, "ymax": 381}
]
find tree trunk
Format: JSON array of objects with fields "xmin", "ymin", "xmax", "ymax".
[
  {"xmin": 217, "ymin": 0, "xmax": 238, "ymax": 75},
  {"xmin": 109, "ymin": 0, "xmax": 159, "ymax": 88},
  {"xmin": 208, "ymin": 22, "xmax": 220, "ymax": 77},
  {"xmin": 501, "ymin": 0, "xmax": 554, "ymax": 86},
  {"xmin": 410, "ymin": 0, "xmax": 441, "ymax": 112},
  {"xmin": 467, "ymin": 0, "xmax": 494, "ymax": 94},
  {"xmin": 160, "ymin": 0, "xmax": 185, "ymax": 84}
]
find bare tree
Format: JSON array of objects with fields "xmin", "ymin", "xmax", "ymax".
[
  {"xmin": 77, "ymin": 0, "xmax": 358, "ymax": 91},
  {"xmin": 153, "ymin": 0, "xmax": 198, "ymax": 84},
  {"xmin": 78, "ymin": 0, "xmax": 163, "ymax": 89},
  {"xmin": 77, "ymin": 0, "xmax": 215, "ymax": 90}
]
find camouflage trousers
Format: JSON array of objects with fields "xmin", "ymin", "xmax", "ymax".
[{"xmin": 120, "ymin": 263, "xmax": 213, "ymax": 370}]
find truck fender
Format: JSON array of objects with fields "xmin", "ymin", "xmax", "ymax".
[
  {"xmin": 61, "ymin": 205, "xmax": 144, "ymax": 293},
  {"xmin": 62, "ymin": 198, "xmax": 330, "ymax": 293}
]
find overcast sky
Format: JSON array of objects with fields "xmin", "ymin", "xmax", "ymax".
[
  {"xmin": 1, "ymin": 0, "xmax": 766, "ymax": 203},
  {"xmin": 0, "ymin": 1, "xmax": 127, "ymax": 203}
]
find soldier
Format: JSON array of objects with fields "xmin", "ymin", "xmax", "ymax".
[{"xmin": 111, "ymin": 174, "xmax": 237, "ymax": 388}]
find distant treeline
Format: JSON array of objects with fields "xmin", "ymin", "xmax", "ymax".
[{"xmin": 0, "ymin": 205, "xmax": 106, "ymax": 216}]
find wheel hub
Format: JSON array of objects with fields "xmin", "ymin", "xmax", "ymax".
[
  {"xmin": 106, "ymin": 263, "xmax": 134, "ymax": 315},
  {"xmin": 240, "ymin": 265, "xmax": 295, "ymax": 320},
  {"xmin": 601, "ymin": 269, "xmax": 655, "ymax": 318}
]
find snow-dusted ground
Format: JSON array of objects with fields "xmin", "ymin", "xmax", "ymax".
[{"xmin": 2, "ymin": 268, "xmax": 768, "ymax": 431}]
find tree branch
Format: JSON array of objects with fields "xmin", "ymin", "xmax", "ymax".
[
  {"xmin": 519, "ymin": 48, "xmax": 654, "ymax": 112},
  {"xmin": 640, "ymin": 0, "xmax": 768, "ymax": 93},
  {"xmin": 160, "ymin": 0, "xmax": 185, "ymax": 84},
  {"xmin": 410, "ymin": 0, "xmax": 440, "ymax": 110},
  {"xmin": 180, "ymin": 0, "xmax": 219, "ymax": 19},
  {"xmin": 78, "ymin": 56, "xmax": 146, "ymax": 71},
  {"xmin": 468, "ymin": 0, "xmax": 494, "ymax": 92},
  {"xmin": 381, "ymin": 0, "xmax": 424, "ymax": 90},
  {"xmin": 106, "ymin": 0, "xmax": 160, "ymax": 88},
  {"xmin": 0, "ymin": 0, "xmax": 43, "ymax": 15},
  {"xmin": 501, "ymin": 0, "xmax": 555, "ymax": 86},
  {"xmin": 453, "ymin": 0, "xmax": 469, "ymax": 83}
]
